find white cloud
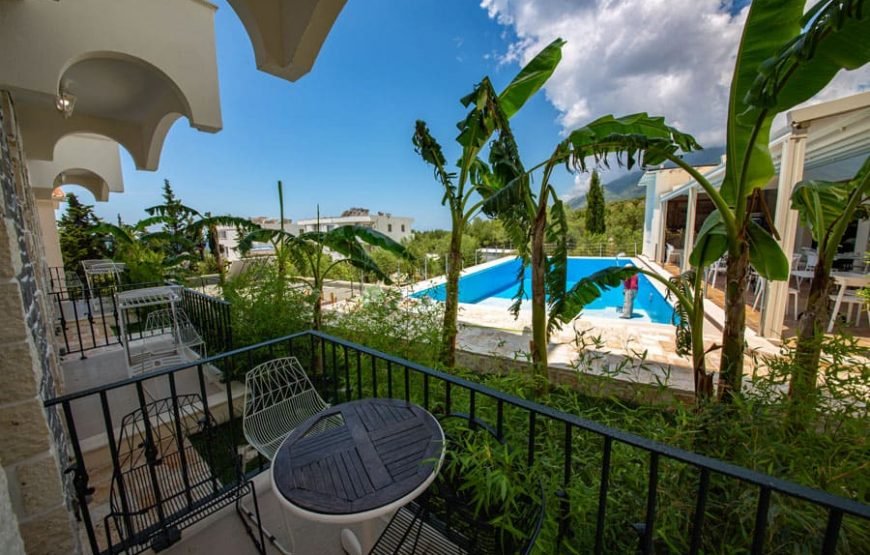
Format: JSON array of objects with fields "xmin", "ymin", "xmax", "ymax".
[
  {"xmin": 564, "ymin": 172, "xmax": 591, "ymax": 202},
  {"xmin": 480, "ymin": 0, "xmax": 869, "ymax": 147}
]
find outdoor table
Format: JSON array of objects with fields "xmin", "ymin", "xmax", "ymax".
[
  {"xmin": 271, "ymin": 398, "xmax": 445, "ymax": 552},
  {"xmin": 828, "ymin": 272, "xmax": 870, "ymax": 332}
]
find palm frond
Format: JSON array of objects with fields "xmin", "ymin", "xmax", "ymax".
[
  {"xmin": 561, "ymin": 113, "xmax": 701, "ymax": 172},
  {"xmin": 558, "ymin": 265, "xmax": 641, "ymax": 323},
  {"xmin": 666, "ymin": 271, "xmax": 695, "ymax": 357},
  {"xmin": 145, "ymin": 203, "xmax": 202, "ymax": 218},
  {"xmin": 187, "ymin": 215, "xmax": 261, "ymax": 236},
  {"xmin": 325, "ymin": 225, "xmax": 414, "ymax": 261},
  {"xmin": 238, "ymin": 228, "xmax": 296, "ymax": 254},
  {"xmin": 413, "ymin": 121, "xmax": 458, "ymax": 205},
  {"xmin": 92, "ymin": 222, "xmax": 135, "ymax": 245}
]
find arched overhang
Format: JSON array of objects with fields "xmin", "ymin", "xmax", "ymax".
[
  {"xmin": 0, "ymin": 0, "xmax": 221, "ymax": 170},
  {"xmin": 27, "ymin": 134, "xmax": 123, "ymax": 203},
  {"xmin": 227, "ymin": 0, "xmax": 346, "ymax": 81}
]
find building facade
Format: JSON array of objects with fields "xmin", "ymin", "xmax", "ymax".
[
  {"xmin": 216, "ymin": 217, "xmax": 299, "ymax": 262},
  {"xmin": 641, "ymin": 92, "xmax": 870, "ymax": 339},
  {"xmin": 297, "ymin": 207, "xmax": 413, "ymax": 243}
]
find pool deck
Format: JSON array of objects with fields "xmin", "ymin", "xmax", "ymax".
[{"xmin": 404, "ymin": 256, "xmax": 782, "ymax": 397}]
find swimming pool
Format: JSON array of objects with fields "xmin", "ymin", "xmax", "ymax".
[{"xmin": 411, "ymin": 257, "xmax": 677, "ymax": 324}]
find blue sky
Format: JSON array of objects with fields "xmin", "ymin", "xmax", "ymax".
[
  {"xmin": 85, "ymin": 0, "xmax": 564, "ymax": 230},
  {"xmin": 79, "ymin": 0, "xmax": 867, "ymax": 230}
]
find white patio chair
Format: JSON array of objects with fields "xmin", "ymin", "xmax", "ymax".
[
  {"xmin": 751, "ymin": 277, "xmax": 799, "ymax": 318},
  {"xmin": 665, "ymin": 243, "xmax": 683, "ymax": 267},
  {"xmin": 704, "ymin": 255, "xmax": 727, "ymax": 296},
  {"xmin": 828, "ymin": 290, "xmax": 866, "ymax": 327},
  {"xmin": 243, "ymin": 356, "xmax": 330, "ymax": 460}
]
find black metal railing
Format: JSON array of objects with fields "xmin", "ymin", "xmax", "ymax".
[
  {"xmin": 48, "ymin": 266, "xmax": 68, "ymax": 292},
  {"xmin": 179, "ymin": 287, "xmax": 232, "ymax": 355},
  {"xmin": 46, "ymin": 330, "xmax": 870, "ymax": 555},
  {"xmin": 51, "ymin": 282, "xmax": 232, "ymax": 358}
]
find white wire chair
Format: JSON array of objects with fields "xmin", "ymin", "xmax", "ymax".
[
  {"xmin": 242, "ymin": 357, "xmax": 331, "ymax": 461},
  {"xmin": 143, "ymin": 308, "xmax": 204, "ymax": 349}
]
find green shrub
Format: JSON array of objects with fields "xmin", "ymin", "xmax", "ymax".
[
  {"xmin": 326, "ymin": 288, "xmax": 443, "ymax": 366},
  {"xmin": 221, "ymin": 261, "xmax": 313, "ymax": 379}
]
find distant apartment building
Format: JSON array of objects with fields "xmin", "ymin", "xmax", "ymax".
[
  {"xmin": 215, "ymin": 217, "xmax": 299, "ymax": 262},
  {"xmin": 297, "ymin": 208, "xmax": 413, "ymax": 243}
]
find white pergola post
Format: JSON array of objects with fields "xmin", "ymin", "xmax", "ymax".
[
  {"xmin": 761, "ymin": 125, "xmax": 808, "ymax": 338},
  {"xmin": 854, "ymin": 219, "xmax": 870, "ymax": 263},
  {"xmin": 681, "ymin": 187, "xmax": 698, "ymax": 272},
  {"xmin": 658, "ymin": 200, "xmax": 669, "ymax": 263}
]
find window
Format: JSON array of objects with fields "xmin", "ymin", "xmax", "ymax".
[
  {"xmin": 401, "ymin": 224, "xmax": 405, "ymax": 232},
  {"xmin": 218, "ymin": 230, "xmax": 228, "ymax": 239},
  {"xmin": 388, "ymin": 224, "xmax": 393, "ymax": 232}
]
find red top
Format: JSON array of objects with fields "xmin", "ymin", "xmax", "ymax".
[{"xmin": 623, "ymin": 274, "xmax": 639, "ymax": 290}]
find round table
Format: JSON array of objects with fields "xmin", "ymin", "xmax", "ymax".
[{"xmin": 271, "ymin": 398, "xmax": 445, "ymax": 550}]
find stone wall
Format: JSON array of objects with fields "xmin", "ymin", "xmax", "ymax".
[{"xmin": 0, "ymin": 91, "xmax": 80, "ymax": 553}]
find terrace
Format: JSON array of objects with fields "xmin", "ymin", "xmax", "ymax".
[{"xmin": 47, "ymin": 325, "xmax": 870, "ymax": 554}]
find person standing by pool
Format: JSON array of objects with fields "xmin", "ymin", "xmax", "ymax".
[{"xmin": 620, "ymin": 264, "xmax": 638, "ymax": 319}]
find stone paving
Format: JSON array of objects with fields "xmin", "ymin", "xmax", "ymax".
[{"xmin": 408, "ymin": 256, "xmax": 783, "ymax": 397}]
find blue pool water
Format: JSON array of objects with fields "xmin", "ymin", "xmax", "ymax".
[{"xmin": 412, "ymin": 257, "xmax": 677, "ymax": 325}]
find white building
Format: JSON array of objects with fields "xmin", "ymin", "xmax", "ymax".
[
  {"xmin": 297, "ymin": 207, "xmax": 413, "ymax": 243},
  {"xmin": 216, "ymin": 216, "xmax": 299, "ymax": 262},
  {"xmin": 641, "ymin": 92, "xmax": 870, "ymax": 339}
]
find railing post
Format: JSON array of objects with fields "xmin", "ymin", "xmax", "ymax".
[
  {"xmin": 593, "ymin": 436, "xmax": 612, "ymax": 555},
  {"xmin": 640, "ymin": 452, "xmax": 660, "ymax": 554},
  {"xmin": 558, "ymin": 422, "xmax": 573, "ymax": 543},
  {"xmin": 61, "ymin": 401, "xmax": 99, "ymax": 554}
]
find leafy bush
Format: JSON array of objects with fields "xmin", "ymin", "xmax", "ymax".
[
  {"xmin": 327, "ymin": 288, "xmax": 443, "ymax": 366},
  {"xmin": 223, "ymin": 261, "xmax": 313, "ymax": 373},
  {"xmin": 431, "ymin": 335, "xmax": 870, "ymax": 554}
]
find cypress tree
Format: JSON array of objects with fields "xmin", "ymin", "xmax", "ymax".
[
  {"xmin": 585, "ymin": 170, "xmax": 606, "ymax": 235},
  {"xmin": 58, "ymin": 193, "xmax": 107, "ymax": 277}
]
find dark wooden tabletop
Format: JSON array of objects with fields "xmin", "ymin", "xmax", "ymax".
[{"xmin": 272, "ymin": 398, "xmax": 444, "ymax": 515}]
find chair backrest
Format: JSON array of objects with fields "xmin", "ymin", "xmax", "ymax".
[
  {"xmin": 666, "ymin": 243, "xmax": 674, "ymax": 256},
  {"xmin": 107, "ymin": 394, "xmax": 235, "ymax": 552},
  {"xmin": 806, "ymin": 252, "xmax": 818, "ymax": 270},
  {"xmin": 243, "ymin": 357, "xmax": 323, "ymax": 419},
  {"xmin": 791, "ymin": 253, "xmax": 802, "ymax": 269}
]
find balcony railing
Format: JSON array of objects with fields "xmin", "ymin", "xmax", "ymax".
[
  {"xmin": 51, "ymin": 281, "xmax": 232, "ymax": 358},
  {"xmin": 45, "ymin": 330, "xmax": 870, "ymax": 554}
]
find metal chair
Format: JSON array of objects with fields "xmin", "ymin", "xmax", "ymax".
[
  {"xmin": 829, "ymin": 289, "xmax": 867, "ymax": 326},
  {"xmin": 704, "ymin": 255, "xmax": 727, "ymax": 296},
  {"xmin": 104, "ymin": 394, "xmax": 264, "ymax": 554},
  {"xmin": 242, "ymin": 356, "xmax": 330, "ymax": 461},
  {"xmin": 143, "ymin": 308, "xmax": 205, "ymax": 353},
  {"xmin": 752, "ymin": 277, "xmax": 799, "ymax": 318},
  {"xmin": 370, "ymin": 416, "xmax": 545, "ymax": 555}
]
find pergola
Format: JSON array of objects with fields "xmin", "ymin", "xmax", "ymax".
[{"xmin": 658, "ymin": 92, "xmax": 870, "ymax": 339}]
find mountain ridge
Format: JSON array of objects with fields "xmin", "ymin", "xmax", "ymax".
[{"xmin": 568, "ymin": 146, "xmax": 725, "ymax": 209}]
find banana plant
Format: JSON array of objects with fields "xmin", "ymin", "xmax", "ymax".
[
  {"xmin": 93, "ymin": 220, "xmax": 180, "ymax": 283},
  {"xmin": 562, "ymin": 264, "xmax": 717, "ymax": 398},
  {"xmin": 413, "ymin": 38, "xmax": 565, "ymax": 368},
  {"xmin": 238, "ymin": 220, "xmax": 412, "ymax": 333},
  {"xmin": 477, "ymin": 112, "xmax": 702, "ymax": 374},
  {"xmin": 789, "ymin": 156, "xmax": 870, "ymax": 408},
  {"xmin": 505, "ymin": 0, "xmax": 867, "ymax": 398}
]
